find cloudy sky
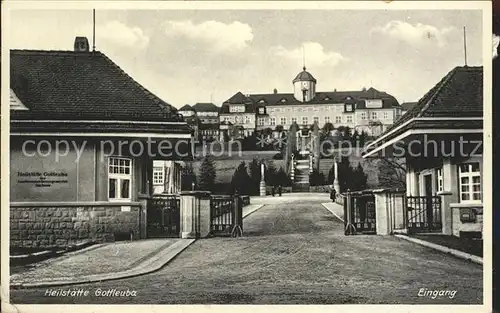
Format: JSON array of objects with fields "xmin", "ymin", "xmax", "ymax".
[{"xmin": 9, "ymin": 9, "xmax": 483, "ymax": 108}]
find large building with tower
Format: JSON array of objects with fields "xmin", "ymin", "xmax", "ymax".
[{"xmin": 219, "ymin": 66, "xmax": 403, "ymax": 139}]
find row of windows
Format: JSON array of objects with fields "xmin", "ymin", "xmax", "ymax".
[
  {"xmin": 267, "ymin": 106, "xmax": 345, "ymax": 113},
  {"xmin": 259, "ymin": 115, "xmax": 354, "ymax": 126},
  {"xmin": 434, "ymin": 162, "xmax": 481, "ymax": 203},
  {"xmin": 361, "ymin": 112, "xmax": 390, "ymax": 120},
  {"xmin": 222, "ymin": 116, "xmax": 253, "ymax": 124}
]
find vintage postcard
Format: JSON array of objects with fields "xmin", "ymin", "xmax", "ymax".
[{"xmin": 1, "ymin": 1, "xmax": 492, "ymax": 312}]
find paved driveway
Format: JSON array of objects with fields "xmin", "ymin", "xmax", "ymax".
[{"xmin": 10, "ymin": 199, "xmax": 482, "ymax": 304}]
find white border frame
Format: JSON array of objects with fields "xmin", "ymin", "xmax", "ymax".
[{"xmin": 1, "ymin": 2, "xmax": 492, "ymax": 313}]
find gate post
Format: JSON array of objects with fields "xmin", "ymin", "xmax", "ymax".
[
  {"xmin": 180, "ymin": 191, "xmax": 211, "ymax": 239},
  {"xmin": 138, "ymin": 194, "xmax": 150, "ymax": 239},
  {"xmin": 373, "ymin": 189, "xmax": 390, "ymax": 235}
]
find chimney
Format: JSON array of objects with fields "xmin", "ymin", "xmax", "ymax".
[
  {"xmin": 273, "ymin": 88, "xmax": 278, "ymax": 94},
  {"xmin": 74, "ymin": 37, "xmax": 90, "ymax": 52}
]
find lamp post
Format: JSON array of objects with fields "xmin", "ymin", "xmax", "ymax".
[
  {"xmin": 333, "ymin": 155, "xmax": 340, "ymax": 194},
  {"xmin": 191, "ymin": 181, "xmax": 195, "ymax": 191}
]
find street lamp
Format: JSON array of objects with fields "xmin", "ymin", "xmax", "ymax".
[{"xmin": 191, "ymin": 181, "xmax": 195, "ymax": 191}]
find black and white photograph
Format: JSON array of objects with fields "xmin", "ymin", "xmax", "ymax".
[{"xmin": 1, "ymin": 0, "xmax": 492, "ymax": 310}]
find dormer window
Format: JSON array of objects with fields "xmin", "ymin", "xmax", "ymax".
[
  {"xmin": 280, "ymin": 98, "xmax": 287, "ymax": 103},
  {"xmin": 258, "ymin": 107, "xmax": 266, "ymax": 115},
  {"xmin": 324, "ymin": 97, "xmax": 330, "ymax": 101},
  {"xmin": 344, "ymin": 103, "xmax": 354, "ymax": 112},
  {"xmin": 259, "ymin": 99, "xmax": 266, "ymax": 104}
]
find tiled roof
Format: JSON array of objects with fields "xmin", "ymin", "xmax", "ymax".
[
  {"xmin": 10, "ymin": 49, "xmax": 183, "ymax": 123},
  {"xmin": 222, "ymin": 87, "xmax": 399, "ymax": 111},
  {"xmin": 193, "ymin": 102, "xmax": 219, "ymax": 112},
  {"xmin": 400, "ymin": 102, "xmax": 418, "ymax": 111},
  {"xmin": 179, "ymin": 104, "xmax": 194, "ymax": 111},
  {"xmin": 385, "ymin": 66, "xmax": 483, "ymax": 134}
]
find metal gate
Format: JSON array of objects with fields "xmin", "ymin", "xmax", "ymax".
[
  {"xmin": 210, "ymin": 195, "xmax": 243, "ymax": 237},
  {"xmin": 344, "ymin": 191, "xmax": 376, "ymax": 235},
  {"xmin": 147, "ymin": 195, "xmax": 180, "ymax": 238},
  {"xmin": 406, "ymin": 196, "xmax": 442, "ymax": 233}
]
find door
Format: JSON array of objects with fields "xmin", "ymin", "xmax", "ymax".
[{"xmin": 423, "ymin": 174, "xmax": 433, "ymax": 227}]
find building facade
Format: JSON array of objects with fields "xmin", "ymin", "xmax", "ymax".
[
  {"xmin": 220, "ymin": 67, "xmax": 403, "ymax": 140},
  {"xmin": 9, "ymin": 38, "xmax": 192, "ymax": 248},
  {"xmin": 364, "ymin": 66, "xmax": 483, "ymax": 238},
  {"xmin": 179, "ymin": 102, "xmax": 220, "ymax": 141}
]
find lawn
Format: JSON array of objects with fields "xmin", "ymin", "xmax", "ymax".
[{"xmin": 410, "ymin": 234, "xmax": 483, "ymax": 257}]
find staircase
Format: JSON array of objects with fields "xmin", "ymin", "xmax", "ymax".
[{"xmin": 292, "ymin": 159, "xmax": 310, "ymax": 192}]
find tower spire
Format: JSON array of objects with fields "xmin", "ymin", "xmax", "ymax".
[
  {"xmin": 92, "ymin": 9, "xmax": 96, "ymax": 51},
  {"xmin": 463, "ymin": 26, "xmax": 468, "ymax": 66},
  {"xmin": 302, "ymin": 44, "xmax": 306, "ymax": 70}
]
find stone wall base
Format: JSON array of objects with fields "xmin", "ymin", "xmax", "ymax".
[{"xmin": 10, "ymin": 203, "xmax": 141, "ymax": 248}]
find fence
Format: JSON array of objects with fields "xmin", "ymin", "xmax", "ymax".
[
  {"xmin": 343, "ymin": 191, "xmax": 376, "ymax": 235},
  {"xmin": 147, "ymin": 194, "xmax": 181, "ymax": 238},
  {"xmin": 210, "ymin": 195, "xmax": 243, "ymax": 237},
  {"xmin": 406, "ymin": 196, "xmax": 442, "ymax": 233}
]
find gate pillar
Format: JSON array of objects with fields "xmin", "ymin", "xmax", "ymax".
[
  {"xmin": 138, "ymin": 194, "xmax": 150, "ymax": 239},
  {"xmin": 373, "ymin": 189, "xmax": 390, "ymax": 235},
  {"xmin": 180, "ymin": 191, "xmax": 212, "ymax": 239}
]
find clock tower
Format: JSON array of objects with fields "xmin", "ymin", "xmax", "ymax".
[{"xmin": 293, "ymin": 66, "xmax": 316, "ymax": 102}]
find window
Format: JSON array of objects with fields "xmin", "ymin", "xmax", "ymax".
[
  {"xmin": 224, "ymin": 117, "xmax": 229, "ymax": 122},
  {"xmin": 346, "ymin": 116, "xmax": 353, "ymax": 123},
  {"xmin": 258, "ymin": 118, "xmax": 265, "ymax": 126},
  {"xmin": 324, "ymin": 116, "xmax": 330, "ymax": 123},
  {"xmin": 313, "ymin": 116, "xmax": 319, "ymax": 123},
  {"xmin": 108, "ymin": 157, "xmax": 132, "ymax": 201},
  {"xmin": 335, "ymin": 116, "xmax": 342, "ymax": 124},
  {"xmin": 153, "ymin": 167, "xmax": 164, "ymax": 185},
  {"xmin": 458, "ymin": 162, "xmax": 481, "ymax": 203},
  {"xmin": 245, "ymin": 116, "xmax": 251, "ymax": 124},
  {"xmin": 314, "ymin": 107, "xmax": 320, "ymax": 112},
  {"xmin": 371, "ymin": 111, "xmax": 377, "ymax": 120},
  {"xmin": 270, "ymin": 117, "xmax": 276, "ymax": 126},
  {"xmin": 280, "ymin": 117, "xmax": 287, "ymax": 125},
  {"xmin": 302, "ymin": 116, "xmax": 308, "ymax": 125},
  {"xmin": 383, "ymin": 112, "xmax": 389, "ymax": 119},
  {"xmin": 436, "ymin": 168, "xmax": 443, "ymax": 193},
  {"xmin": 361, "ymin": 112, "xmax": 366, "ymax": 120},
  {"xmin": 291, "ymin": 117, "xmax": 297, "ymax": 124},
  {"xmin": 234, "ymin": 116, "xmax": 239, "ymax": 123}
]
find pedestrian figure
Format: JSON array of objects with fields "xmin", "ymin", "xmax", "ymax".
[
  {"xmin": 330, "ymin": 188, "xmax": 337, "ymax": 203},
  {"xmin": 278, "ymin": 185, "xmax": 282, "ymax": 196},
  {"xmin": 271, "ymin": 186, "xmax": 275, "ymax": 197}
]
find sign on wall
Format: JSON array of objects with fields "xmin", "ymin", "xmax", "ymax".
[{"xmin": 365, "ymin": 99, "xmax": 383, "ymax": 108}]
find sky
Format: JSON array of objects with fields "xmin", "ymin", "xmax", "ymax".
[{"xmin": 9, "ymin": 9, "xmax": 484, "ymax": 109}]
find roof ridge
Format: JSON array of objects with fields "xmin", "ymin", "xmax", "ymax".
[{"xmin": 416, "ymin": 67, "xmax": 458, "ymax": 118}]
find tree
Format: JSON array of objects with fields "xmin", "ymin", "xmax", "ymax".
[
  {"xmin": 352, "ymin": 129, "xmax": 359, "ymax": 146},
  {"xmin": 322, "ymin": 122, "xmax": 335, "ymax": 135},
  {"xmin": 181, "ymin": 164, "xmax": 197, "ymax": 191},
  {"xmin": 359, "ymin": 130, "xmax": 366, "ymax": 147},
  {"xmin": 248, "ymin": 158, "xmax": 261, "ymax": 195},
  {"xmin": 198, "ymin": 156, "xmax": 216, "ymax": 192},
  {"xmin": 337, "ymin": 156, "xmax": 351, "ymax": 193},
  {"xmin": 309, "ymin": 168, "xmax": 326, "ymax": 186},
  {"xmin": 275, "ymin": 166, "xmax": 292, "ymax": 187},
  {"xmin": 265, "ymin": 161, "xmax": 277, "ymax": 186},
  {"xmin": 275, "ymin": 125, "xmax": 284, "ymax": 133},
  {"xmin": 230, "ymin": 161, "xmax": 251, "ymax": 195},
  {"xmin": 351, "ymin": 163, "xmax": 368, "ymax": 191},
  {"xmin": 327, "ymin": 162, "xmax": 336, "ymax": 185},
  {"xmin": 370, "ymin": 157, "xmax": 406, "ymax": 190},
  {"xmin": 263, "ymin": 127, "xmax": 273, "ymax": 138}
]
